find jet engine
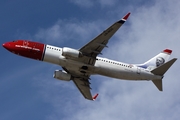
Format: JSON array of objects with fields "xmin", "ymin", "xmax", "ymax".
[
  {"xmin": 62, "ymin": 47, "xmax": 82, "ymax": 58},
  {"xmin": 53, "ymin": 70, "xmax": 71, "ymax": 81}
]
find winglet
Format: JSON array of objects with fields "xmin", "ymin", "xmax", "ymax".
[
  {"xmin": 122, "ymin": 12, "xmax": 131, "ymax": 20},
  {"xmin": 92, "ymin": 93, "xmax": 99, "ymax": 101},
  {"xmin": 118, "ymin": 12, "xmax": 131, "ymax": 24}
]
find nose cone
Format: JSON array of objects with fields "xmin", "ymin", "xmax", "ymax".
[
  {"xmin": 2, "ymin": 42, "xmax": 13, "ymax": 51},
  {"xmin": 2, "ymin": 42, "xmax": 12, "ymax": 51}
]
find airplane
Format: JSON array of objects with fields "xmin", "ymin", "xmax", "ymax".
[{"xmin": 2, "ymin": 12, "xmax": 177, "ymax": 101}]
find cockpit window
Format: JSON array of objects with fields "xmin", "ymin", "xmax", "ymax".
[{"xmin": 12, "ymin": 40, "xmax": 18, "ymax": 42}]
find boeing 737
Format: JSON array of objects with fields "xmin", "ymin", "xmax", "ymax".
[{"xmin": 2, "ymin": 13, "xmax": 177, "ymax": 100}]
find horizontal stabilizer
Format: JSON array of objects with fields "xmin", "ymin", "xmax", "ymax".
[
  {"xmin": 152, "ymin": 79, "xmax": 163, "ymax": 91},
  {"xmin": 151, "ymin": 58, "xmax": 177, "ymax": 76}
]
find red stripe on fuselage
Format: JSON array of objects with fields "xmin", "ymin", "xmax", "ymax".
[{"xmin": 5, "ymin": 40, "xmax": 45, "ymax": 61}]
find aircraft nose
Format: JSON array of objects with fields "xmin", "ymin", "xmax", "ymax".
[
  {"xmin": 3, "ymin": 43, "xmax": 7, "ymax": 48},
  {"xmin": 2, "ymin": 42, "xmax": 11, "ymax": 51}
]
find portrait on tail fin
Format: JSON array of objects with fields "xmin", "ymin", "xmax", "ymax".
[{"xmin": 156, "ymin": 57, "xmax": 165, "ymax": 67}]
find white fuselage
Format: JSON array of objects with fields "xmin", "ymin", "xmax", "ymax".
[{"xmin": 43, "ymin": 45, "xmax": 162, "ymax": 81}]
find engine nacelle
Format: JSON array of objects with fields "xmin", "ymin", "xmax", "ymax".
[
  {"xmin": 53, "ymin": 70, "xmax": 71, "ymax": 81},
  {"xmin": 62, "ymin": 47, "xmax": 82, "ymax": 58}
]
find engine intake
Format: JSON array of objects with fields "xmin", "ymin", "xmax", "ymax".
[
  {"xmin": 53, "ymin": 70, "xmax": 71, "ymax": 81},
  {"xmin": 62, "ymin": 47, "xmax": 82, "ymax": 58}
]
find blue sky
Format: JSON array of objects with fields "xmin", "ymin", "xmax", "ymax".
[{"xmin": 1, "ymin": 0, "xmax": 180, "ymax": 120}]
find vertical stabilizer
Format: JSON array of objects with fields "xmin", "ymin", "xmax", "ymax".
[{"xmin": 137, "ymin": 49, "xmax": 172, "ymax": 70}]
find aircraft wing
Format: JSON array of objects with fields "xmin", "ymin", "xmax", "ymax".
[
  {"xmin": 73, "ymin": 77, "xmax": 98, "ymax": 100},
  {"xmin": 79, "ymin": 12, "xmax": 130, "ymax": 65},
  {"xmin": 73, "ymin": 77, "xmax": 93, "ymax": 100},
  {"xmin": 62, "ymin": 67, "xmax": 96, "ymax": 100}
]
